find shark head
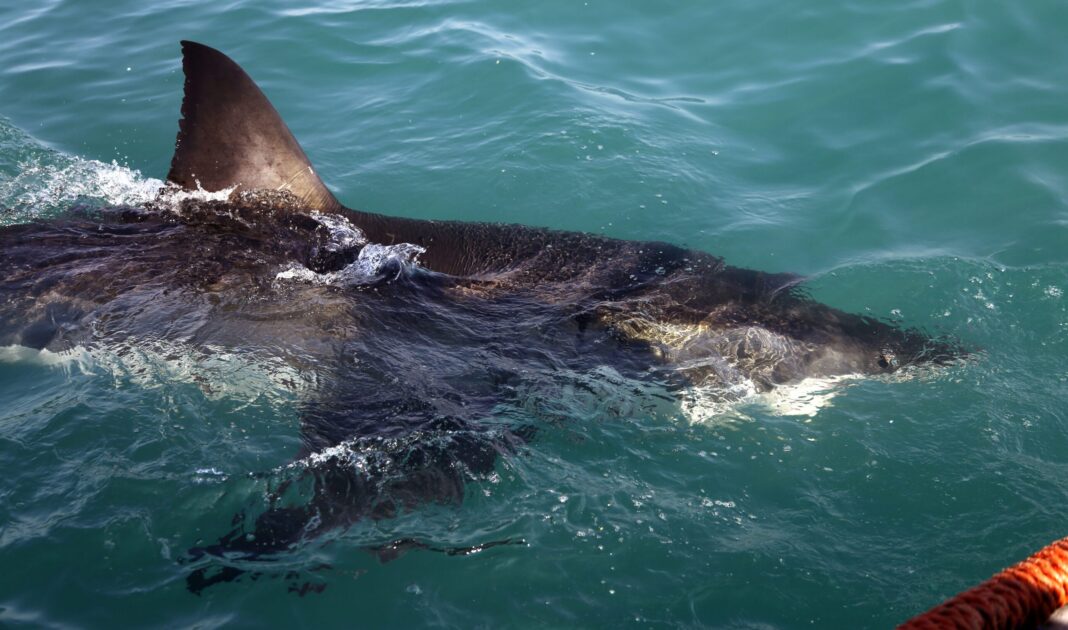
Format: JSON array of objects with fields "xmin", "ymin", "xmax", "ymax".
[{"xmin": 775, "ymin": 305, "xmax": 967, "ymax": 383}]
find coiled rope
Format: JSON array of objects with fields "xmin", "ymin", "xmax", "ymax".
[{"xmin": 900, "ymin": 535, "xmax": 1068, "ymax": 629}]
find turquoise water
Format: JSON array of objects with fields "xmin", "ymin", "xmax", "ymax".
[{"xmin": 1, "ymin": 1, "xmax": 1067, "ymax": 627}]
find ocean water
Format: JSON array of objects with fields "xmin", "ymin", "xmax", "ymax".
[{"xmin": 1, "ymin": 1, "xmax": 1067, "ymax": 627}]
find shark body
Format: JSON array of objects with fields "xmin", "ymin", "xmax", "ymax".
[{"xmin": 0, "ymin": 42, "xmax": 961, "ymax": 591}]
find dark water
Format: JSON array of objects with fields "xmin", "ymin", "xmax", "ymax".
[{"xmin": 1, "ymin": 1, "xmax": 1067, "ymax": 627}]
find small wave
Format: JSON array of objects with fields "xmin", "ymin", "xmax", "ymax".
[{"xmin": 276, "ymin": 0, "xmax": 460, "ymax": 17}]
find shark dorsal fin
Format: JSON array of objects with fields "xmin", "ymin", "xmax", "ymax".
[{"xmin": 167, "ymin": 41, "xmax": 341, "ymax": 212}]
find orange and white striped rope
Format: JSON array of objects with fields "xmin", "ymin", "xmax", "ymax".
[{"xmin": 900, "ymin": 535, "xmax": 1068, "ymax": 629}]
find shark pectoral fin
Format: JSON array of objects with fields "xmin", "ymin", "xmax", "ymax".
[{"xmin": 167, "ymin": 40, "xmax": 341, "ymax": 213}]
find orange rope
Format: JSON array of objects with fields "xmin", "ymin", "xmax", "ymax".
[{"xmin": 900, "ymin": 535, "xmax": 1068, "ymax": 629}]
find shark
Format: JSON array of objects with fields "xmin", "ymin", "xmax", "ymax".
[{"xmin": 0, "ymin": 41, "xmax": 963, "ymax": 592}]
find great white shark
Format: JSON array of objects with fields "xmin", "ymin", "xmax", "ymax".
[{"xmin": 0, "ymin": 41, "xmax": 963, "ymax": 591}]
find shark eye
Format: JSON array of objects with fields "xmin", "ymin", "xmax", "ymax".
[{"xmin": 877, "ymin": 352, "xmax": 895, "ymax": 369}]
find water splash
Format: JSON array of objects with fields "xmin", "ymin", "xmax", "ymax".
[
  {"xmin": 0, "ymin": 340, "xmax": 315, "ymax": 405},
  {"xmin": 276, "ymin": 242, "xmax": 426, "ymax": 286},
  {"xmin": 311, "ymin": 212, "xmax": 368, "ymax": 251},
  {"xmin": 0, "ymin": 156, "xmax": 165, "ymax": 223}
]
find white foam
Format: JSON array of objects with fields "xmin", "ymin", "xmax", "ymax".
[
  {"xmin": 0, "ymin": 156, "xmax": 251, "ymax": 225},
  {"xmin": 0, "ymin": 344, "xmax": 94, "ymax": 370},
  {"xmin": 753, "ymin": 374, "xmax": 858, "ymax": 417},
  {"xmin": 311, "ymin": 212, "xmax": 367, "ymax": 250},
  {"xmin": 275, "ymin": 242, "xmax": 426, "ymax": 286},
  {"xmin": 679, "ymin": 374, "xmax": 860, "ymax": 425},
  {"xmin": 345, "ymin": 242, "xmax": 425, "ymax": 278},
  {"xmin": 275, "ymin": 265, "xmax": 325, "ymax": 284},
  {"xmin": 0, "ymin": 341, "xmax": 314, "ymax": 405},
  {"xmin": 153, "ymin": 180, "xmax": 237, "ymax": 211},
  {"xmin": 0, "ymin": 157, "xmax": 164, "ymax": 218}
]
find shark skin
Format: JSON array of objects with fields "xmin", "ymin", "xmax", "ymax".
[{"xmin": 0, "ymin": 41, "xmax": 964, "ymax": 592}]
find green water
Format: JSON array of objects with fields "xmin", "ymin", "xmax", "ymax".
[{"xmin": 1, "ymin": 1, "xmax": 1067, "ymax": 627}]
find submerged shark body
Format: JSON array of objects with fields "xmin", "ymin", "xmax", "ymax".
[{"xmin": 0, "ymin": 42, "xmax": 961, "ymax": 591}]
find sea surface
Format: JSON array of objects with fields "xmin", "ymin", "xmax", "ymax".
[{"xmin": 1, "ymin": 1, "xmax": 1067, "ymax": 628}]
